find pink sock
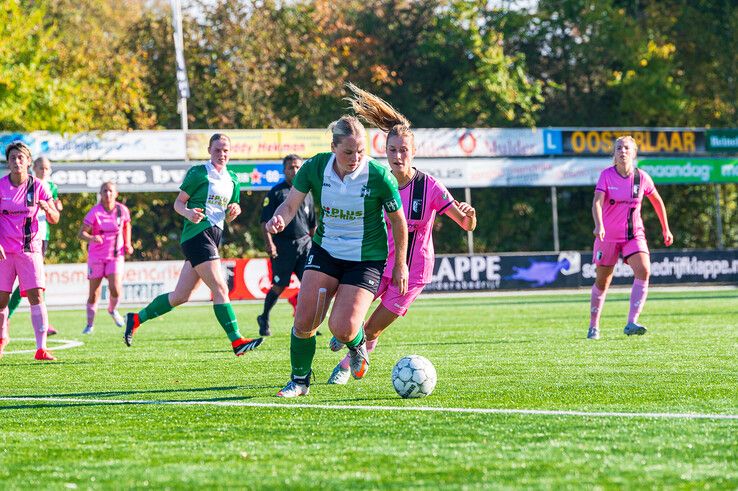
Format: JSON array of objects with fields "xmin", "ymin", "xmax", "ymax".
[
  {"xmin": 30, "ymin": 303, "xmax": 49, "ymax": 350},
  {"xmin": 628, "ymin": 279, "xmax": 649, "ymax": 324},
  {"xmin": 87, "ymin": 302, "xmax": 98, "ymax": 327},
  {"xmin": 108, "ymin": 296, "xmax": 119, "ymax": 314},
  {"xmin": 589, "ymin": 285, "xmax": 607, "ymax": 328},
  {"xmin": 0, "ymin": 307, "xmax": 9, "ymax": 342}
]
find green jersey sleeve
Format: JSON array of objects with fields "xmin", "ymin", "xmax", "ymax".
[
  {"xmin": 229, "ymin": 171, "xmax": 240, "ymax": 204},
  {"xmin": 49, "ymin": 181, "xmax": 59, "ymax": 200},
  {"xmin": 378, "ymin": 165, "xmax": 402, "ymax": 213},
  {"xmin": 292, "ymin": 157, "xmax": 316, "ymax": 194},
  {"xmin": 180, "ymin": 165, "xmax": 203, "ymax": 196}
]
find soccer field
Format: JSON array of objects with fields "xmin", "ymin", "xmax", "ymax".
[{"xmin": 1, "ymin": 289, "xmax": 736, "ymax": 489}]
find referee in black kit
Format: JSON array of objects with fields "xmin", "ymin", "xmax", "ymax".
[{"xmin": 257, "ymin": 154, "xmax": 317, "ymax": 336}]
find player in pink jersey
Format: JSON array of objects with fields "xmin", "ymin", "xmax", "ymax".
[
  {"xmin": 327, "ymin": 85, "xmax": 476, "ymax": 384},
  {"xmin": 0, "ymin": 142, "xmax": 60, "ymax": 360},
  {"xmin": 79, "ymin": 181, "xmax": 133, "ymax": 334},
  {"xmin": 588, "ymin": 135, "xmax": 673, "ymax": 339}
]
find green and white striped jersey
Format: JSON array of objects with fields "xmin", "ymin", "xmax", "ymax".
[
  {"xmin": 179, "ymin": 162, "xmax": 240, "ymax": 243},
  {"xmin": 292, "ymin": 152, "xmax": 401, "ymax": 261}
]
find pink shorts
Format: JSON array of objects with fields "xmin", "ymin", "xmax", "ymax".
[
  {"xmin": 88, "ymin": 257, "xmax": 124, "ymax": 280},
  {"xmin": 0, "ymin": 252, "xmax": 45, "ymax": 292},
  {"xmin": 374, "ymin": 276, "xmax": 426, "ymax": 317},
  {"xmin": 593, "ymin": 237, "xmax": 649, "ymax": 266}
]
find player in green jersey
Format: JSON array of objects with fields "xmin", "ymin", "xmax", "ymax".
[
  {"xmin": 268, "ymin": 91, "xmax": 409, "ymax": 397},
  {"xmin": 124, "ymin": 133, "xmax": 263, "ymax": 356}
]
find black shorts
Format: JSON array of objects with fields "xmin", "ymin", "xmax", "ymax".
[
  {"xmin": 181, "ymin": 226, "xmax": 222, "ymax": 268},
  {"xmin": 303, "ymin": 242, "xmax": 385, "ymax": 294},
  {"xmin": 271, "ymin": 237, "xmax": 311, "ymax": 287}
]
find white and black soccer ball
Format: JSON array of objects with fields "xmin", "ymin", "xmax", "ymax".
[{"xmin": 391, "ymin": 355, "xmax": 437, "ymax": 399}]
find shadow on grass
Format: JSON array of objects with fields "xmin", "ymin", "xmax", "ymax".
[{"xmin": 2, "ymin": 385, "xmax": 281, "ymax": 400}]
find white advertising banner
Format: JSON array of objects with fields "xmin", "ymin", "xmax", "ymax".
[
  {"xmin": 369, "ymin": 128, "xmax": 545, "ymax": 158},
  {"xmin": 414, "ymin": 157, "xmax": 612, "ymax": 188},
  {"xmin": 1, "ymin": 131, "xmax": 186, "ymax": 161},
  {"xmin": 43, "ymin": 261, "xmax": 211, "ymax": 307}
]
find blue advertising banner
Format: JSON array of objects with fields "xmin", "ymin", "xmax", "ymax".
[{"xmin": 425, "ymin": 250, "xmax": 738, "ymax": 292}]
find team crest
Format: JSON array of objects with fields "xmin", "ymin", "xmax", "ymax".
[{"xmin": 360, "ymin": 185, "xmax": 370, "ymax": 197}]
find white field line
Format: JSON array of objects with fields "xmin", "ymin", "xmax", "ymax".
[
  {"xmin": 0, "ymin": 396, "xmax": 736, "ymax": 421},
  {"xmin": 3, "ymin": 338, "xmax": 84, "ymax": 355}
]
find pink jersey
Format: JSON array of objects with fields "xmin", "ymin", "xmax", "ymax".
[
  {"xmin": 83, "ymin": 202, "xmax": 131, "ymax": 261},
  {"xmin": 595, "ymin": 166, "xmax": 655, "ymax": 242},
  {"xmin": 0, "ymin": 175, "xmax": 52, "ymax": 254},
  {"xmin": 384, "ymin": 170, "xmax": 454, "ymax": 284}
]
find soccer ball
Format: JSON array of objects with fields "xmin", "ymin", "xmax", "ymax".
[{"xmin": 391, "ymin": 355, "xmax": 437, "ymax": 399}]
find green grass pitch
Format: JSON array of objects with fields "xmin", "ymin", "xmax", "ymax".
[{"xmin": 1, "ymin": 289, "xmax": 736, "ymax": 489}]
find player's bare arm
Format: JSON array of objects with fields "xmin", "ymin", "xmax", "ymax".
[{"xmin": 266, "ymin": 188, "xmax": 306, "ymax": 234}]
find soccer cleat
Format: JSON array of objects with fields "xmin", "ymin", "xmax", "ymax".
[
  {"xmin": 328, "ymin": 336, "xmax": 345, "ymax": 352},
  {"xmin": 34, "ymin": 348, "xmax": 56, "ymax": 361},
  {"xmin": 124, "ymin": 313, "xmax": 140, "ymax": 347},
  {"xmin": 624, "ymin": 322, "xmax": 647, "ymax": 336},
  {"xmin": 47, "ymin": 326, "xmax": 58, "ymax": 336},
  {"xmin": 288, "ymin": 293, "xmax": 298, "ymax": 317},
  {"xmin": 82, "ymin": 325, "xmax": 94, "ymax": 335},
  {"xmin": 276, "ymin": 380, "xmax": 309, "ymax": 398},
  {"xmin": 587, "ymin": 327, "xmax": 600, "ymax": 340},
  {"xmin": 110, "ymin": 310, "xmax": 125, "ymax": 327},
  {"xmin": 348, "ymin": 341, "xmax": 369, "ymax": 380},
  {"xmin": 256, "ymin": 314, "xmax": 271, "ymax": 337},
  {"xmin": 232, "ymin": 337, "xmax": 264, "ymax": 356},
  {"xmin": 326, "ymin": 364, "xmax": 350, "ymax": 385}
]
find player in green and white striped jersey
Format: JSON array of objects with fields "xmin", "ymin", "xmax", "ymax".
[
  {"xmin": 124, "ymin": 134, "xmax": 262, "ymax": 356},
  {"xmin": 267, "ymin": 98, "xmax": 409, "ymax": 397}
]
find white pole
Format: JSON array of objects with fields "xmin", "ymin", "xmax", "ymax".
[
  {"xmin": 171, "ymin": 0, "xmax": 190, "ymax": 161},
  {"xmin": 551, "ymin": 186, "xmax": 560, "ymax": 252},
  {"xmin": 465, "ymin": 187, "xmax": 474, "ymax": 255}
]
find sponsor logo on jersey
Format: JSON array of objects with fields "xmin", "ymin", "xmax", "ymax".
[
  {"xmin": 322, "ymin": 182, "xmax": 331, "ymax": 187},
  {"xmin": 207, "ymin": 193, "xmax": 229, "ymax": 208},
  {"xmin": 322, "ymin": 206, "xmax": 363, "ymax": 220}
]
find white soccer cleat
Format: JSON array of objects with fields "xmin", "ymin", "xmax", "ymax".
[
  {"xmin": 587, "ymin": 327, "xmax": 600, "ymax": 340},
  {"xmin": 326, "ymin": 364, "xmax": 350, "ymax": 385},
  {"xmin": 82, "ymin": 325, "xmax": 94, "ymax": 335},
  {"xmin": 624, "ymin": 322, "xmax": 647, "ymax": 336},
  {"xmin": 348, "ymin": 342, "xmax": 369, "ymax": 379},
  {"xmin": 110, "ymin": 310, "xmax": 125, "ymax": 327},
  {"xmin": 276, "ymin": 380, "xmax": 309, "ymax": 398},
  {"xmin": 328, "ymin": 336, "xmax": 345, "ymax": 352}
]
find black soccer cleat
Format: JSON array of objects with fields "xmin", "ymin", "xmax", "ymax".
[
  {"xmin": 256, "ymin": 314, "xmax": 271, "ymax": 337},
  {"xmin": 124, "ymin": 313, "xmax": 140, "ymax": 347}
]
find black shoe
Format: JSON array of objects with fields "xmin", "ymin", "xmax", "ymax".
[
  {"xmin": 257, "ymin": 314, "xmax": 271, "ymax": 336},
  {"xmin": 124, "ymin": 313, "xmax": 140, "ymax": 347},
  {"xmin": 233, "ymin": 337, "xmax": 264, "ymax": 356}
]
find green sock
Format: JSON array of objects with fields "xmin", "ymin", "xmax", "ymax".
[
  {"xmin": 213, "ymin": 303, "xmax": 242, "ymax": 342},
  {"xmin": 7, "ymin": 286, "xmax": 22, "ymax": 318},
  {"xmin": 345, "ymin": 326, "xmax": 365, "ymax": 349},
  {"xmin": 138, "ymin": 293, "xmax": 173, "ymax": 324},
  {"xmin": 290, "ymin": 329, "xmax": 316, "ymax": 378}
]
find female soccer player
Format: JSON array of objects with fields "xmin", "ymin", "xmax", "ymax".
[
  {"xmin": 6, "ymin": 157, "xmax": 63, "ymax": 335},
  {"xmin": 266, "ymin": 95, "xmax": 409, "ymax": 398},
  {"xmin": 123, "ymin": 134, "xmax": 262, "ymax": 356},
  {"xmin": 327, "ymin": 84, "xmax": 477, "ymax": 384},
  {"xmin": 79, "ymin": 181, "xmax": 132, "ymax": 334},
  {"xmin": 0, "ymin": 142, "xmax": 60, "ymax": 360},
  {"xmin": 588, "ymin": 135, "xmax": 673, "ymax": 339}
]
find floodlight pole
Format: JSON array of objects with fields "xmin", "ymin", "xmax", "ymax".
[
  {"xmin": 714, "ymin": 184, "xmax": 724, "ymax": 249},
  {"xmin": 551, "ymin": 186, "xmax": 560, "ymax": 252},
  {"xmin": 171, "ymin": 0, "xmax": 190, "ymax": 162}
]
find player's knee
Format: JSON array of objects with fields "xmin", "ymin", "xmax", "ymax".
[
  {"xmin": 272, "ymin": 285, "xmax": 286, "ymax": 295},
  {"xmin": 169, "ymin": 292, "xmax": 188, "ymax": 307}
]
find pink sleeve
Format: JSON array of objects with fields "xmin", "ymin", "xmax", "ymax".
[
  {"xmin": 431, "ymin": 179, "xmax": 454, "ymax": 215},
  {"xmin": 122, "ymin": 204, "xmax": 131, "ymax": 223},
  {"xmin": 83, "ymin": 208, "xmax": 96, "ymax": 227},
  {"xmin": 595, "ymin": 170, "xmax": 607, "ymax": 194},
  {"xmin": 640, "ymin": 170, "xmax": 656, "ymax": 196}
]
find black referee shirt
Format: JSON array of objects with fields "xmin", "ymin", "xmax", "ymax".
[{"xmin": 260, "ymin": 180, "xmax": 316, "ymax": 243}]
